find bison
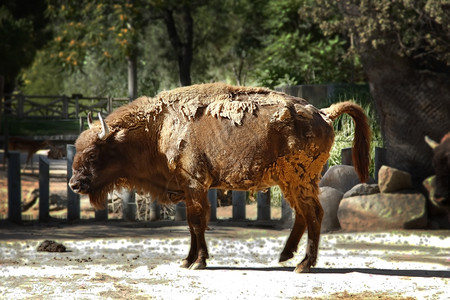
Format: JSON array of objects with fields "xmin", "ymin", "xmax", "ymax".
[
  {"xmin": 69, "ymin": 83, "xmax": 370, "ymax": 273},
  {"xmin": 424, "ymin": 134, "xmax": 450, "ymax": 207}
]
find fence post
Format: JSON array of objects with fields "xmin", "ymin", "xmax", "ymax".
[
  {"xmin": 62, "ymin": 96, "xmax": 69, "ymax": 119},
  {"xmin": 7, "ymin": 151, "xmax": 21, "ymax": 223},
  {"xmin": 174, "ymin": 202, "xmax": 186, "ymax": 221},
  {"xmin": 341, "ymin": 147, "xmax": 353, "ymax": 165},
  {"xmin": 95, "ymin": 205, "xmax": 108, "ymax": 221},
  {"xmin": 281, "ymin": 196, "xmax": 293, "ymax": 224},
  {"xmin": 208, "ymin": 189, "xmax": 217, "ymax": 221},
  {"xmin": 66, "ymin": 145, "xmax": 80, "ymax": 221},
  {"xmin": 122, "ymin": 189, "xmax": 136, "ymax": 221},
  {"xmin": 39, "ymin": 156, "xmax": 50, "ymax": 222},
  {"xmin": 232, "ymin": 191, "xmax": 246, "ymax": 220},
  {"xmin": 257, "ymin": 189, "xmax": 271, "ymax": 221},
  {"xmin": 375, "ymin": 147, "xmax": 386, "ymax": 182},
  {"xmin": 149, "ymin": 200, "xmax": 161, "ymax": 221}
]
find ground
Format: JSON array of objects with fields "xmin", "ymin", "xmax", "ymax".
[
  {"xmin": 0, "ymin": 221, "xmax": 449, "ymax": 299},
  {"xmin": 0, "ymin": 154, "xmax": 449, "ymax": 299}
]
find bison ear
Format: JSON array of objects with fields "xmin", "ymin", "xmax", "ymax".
[
  {"xmin": 425, "ymin": 136, "xmax": 439, "ymax": 149},
  {"xmin": 98, "ymin": 113, "xmax": 111, "ymax": 140},
  {"xmin": 87, "ymin": 112, "xmax": 94, "ymax": 129},
  {"xmin": 115, "ymin": 129, "xmax": 128, "ymax": 143}
]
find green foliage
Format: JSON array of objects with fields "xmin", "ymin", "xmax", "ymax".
[
  {"xmin": 46, "ymin": 0, "xmax": 149, "ymax": 70},
  {"xmin": 0, "ymin": 0, "xmax": 50, "ymax": 90},
  {"xmin": 255, "ymin": 0, "xmax": 363, "ymax": 88}
]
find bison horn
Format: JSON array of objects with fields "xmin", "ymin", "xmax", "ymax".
[
  {"xmin": 87, "ymin": 112, "xmax": 94, "ymax": 129},
  {"xmin": 98, "ymin": 113, "xmax": 110, "ymax": 140},
  {"xmin": 425, "ymin": 136, "xmax": 439, "ymax": 149}
]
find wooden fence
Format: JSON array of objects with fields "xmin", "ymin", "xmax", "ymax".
[
  {"xmin": 5, "ymin": 146, "xmax": 387, "ymax": 224},
  {"xmin": 2, "ymin": 94, "xmax": 129, "ymax": 119}
]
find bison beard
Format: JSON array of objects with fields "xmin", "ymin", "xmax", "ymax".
[{"xmin": 69, "ymin": 83, "xmax": 371, "ymax": 273}]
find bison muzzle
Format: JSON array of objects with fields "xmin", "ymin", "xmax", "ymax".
[{"xmin": 69, "ymin": 83, "xmax": 371, "ymax": 273}]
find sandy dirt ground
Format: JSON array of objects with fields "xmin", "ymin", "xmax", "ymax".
[{"xmin": 0, "ymin": 221, "xmax": 449, "ymax": 299}]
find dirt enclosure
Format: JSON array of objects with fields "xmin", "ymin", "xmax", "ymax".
[{"xmin": 0, "ymin": 221, "xmax": 448, "ymax": 299}]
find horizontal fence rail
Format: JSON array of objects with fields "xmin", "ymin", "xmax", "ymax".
[{"xmin": 3, "ymin": 94, "xmax": 130, "ymax": 119}]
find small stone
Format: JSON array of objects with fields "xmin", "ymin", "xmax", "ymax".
[{"xmin": 378, "ymin": 165, "xmax": 412, "ymax": 193}]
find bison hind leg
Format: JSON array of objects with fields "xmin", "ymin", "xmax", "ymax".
[
  {"xmin": 278, "ymin": 184, "xmax": 323, "ymax": 273},
  {"xmin": 293, "ymin": 199, "xmax": 323, "ymax": 273}
]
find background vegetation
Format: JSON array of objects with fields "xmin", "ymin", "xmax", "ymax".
[{"xmin": 2, "ymin": 0, "xmax": 449, "ymax": 190}]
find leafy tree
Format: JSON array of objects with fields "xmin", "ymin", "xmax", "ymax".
[
  {"xmin": 46, "ymin": 0, "xmax": 150, "ymax": 98},
  {"xmin": 0, "ymin": 0, "xmax": 50, "ymax": 95},
  {"xmin": 256, "ymin": 0, "xmax": 363, "ymax": 88}
]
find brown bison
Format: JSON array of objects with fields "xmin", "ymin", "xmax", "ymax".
[
  {"xmin": 69, "ymin": 83, "xmax": 370, "ymax": 273},
  {"xmin": 6, "ymin": 137, "xmax": 53, "ymax": 172},
  {"xmin": 424, "ymin": 134, "xmax": 450, "ymax": 207}
]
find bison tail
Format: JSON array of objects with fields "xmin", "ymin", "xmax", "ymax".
[{"xmin": 321, "ymin": 101, "xmax": 371, "ymax": 182}]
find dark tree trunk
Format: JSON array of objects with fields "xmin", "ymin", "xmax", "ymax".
[
  {"xmin": 164, "ymin": 6, "xmax": 193, "ymax": 87},
  {"xmin": 361, "ymin": 51, "xmax": 450, "ymax": 187}
]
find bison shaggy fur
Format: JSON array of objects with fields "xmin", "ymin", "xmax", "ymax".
[{"xmin": 69, "ymin": 83, "xmax": 371, "ymax": 272}]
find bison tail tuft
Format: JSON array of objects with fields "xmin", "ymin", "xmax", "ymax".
[{"xmin": 322, "ymin": 101, "xmax": 371, "ymax": 182}]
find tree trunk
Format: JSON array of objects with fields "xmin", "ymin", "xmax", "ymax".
[
  {"xmin": 164, "ymin": 6, "xmax": 193, "ymax": 87},
  {"xmin": 362, "ymin": 51, "xmax": 450, "ymax": 187}
]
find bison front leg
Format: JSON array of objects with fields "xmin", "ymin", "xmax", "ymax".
[{"xmin": 181, "ymin": 192, "xmax": 210, "ymax": 270}]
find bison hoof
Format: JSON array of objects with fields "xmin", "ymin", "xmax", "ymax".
[
  {"xmin": 294, "ymin": 264, "xmax": 311, "ymax": 273},
  {"xmin": 189, "ymin": 262, "xmax": 207, "ymax": 270},
  {"xmin": 279, "ymin": 252, "xmax": 294, "ymax": 263},
  {"xmin": 180, "ymin": 260, "xmax": 192, "ymax": 269}
]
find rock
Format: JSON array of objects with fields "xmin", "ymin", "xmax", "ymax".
[
  {"xmin": 378, "ymin": 165, "xmax": 412, "ymax": 193},
  {"xmin": 343, "ymin": 183, "xmax": 380, "ymax": 199},
  {"xmin": 319, "ymin": 187, "xmax": 344, "ymax": 232},
  {"xmin": 37, "ymin": 240, "xmax": 67, "ymax": 252},
  {"xmin": 320, "ymin": 165, "xmax": 361, "ymax": 193},
  {"xmin": 338, "ymin": 193, "xmax": 427, "ymax": 231}
]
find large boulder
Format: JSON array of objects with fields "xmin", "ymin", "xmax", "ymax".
[
  {"xmin": 378, "ymin": 165, "xmax": 413, "ymax": 193},
  {"xmin": 320, "ymin": 165, "xmax": 361, "ymax": 193},
  {"xmin": 319, "ymin": 187, "xmax": 344, "ymax": 232},
  {"xmin": 343, "ymin": 183, "xmax": 380, "ymax": 199},
  {"xmin": 338, "ymin": 193, "xmax": 427, "ymax": 231}
]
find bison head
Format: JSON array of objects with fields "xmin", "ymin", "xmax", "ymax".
[
  {"xmin": 424, "ymin": 134, "xmax": 450, "ymax": 207},
  {"xmin": 69, "ymin": 113, "xmax": 125, "ymax": 210}
]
